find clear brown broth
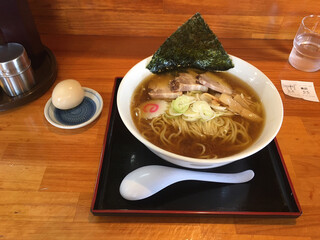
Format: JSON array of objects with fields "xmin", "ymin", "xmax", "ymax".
[{"xmin": 131, "ymin": 71, "xmax": 265, "ymax": 158}]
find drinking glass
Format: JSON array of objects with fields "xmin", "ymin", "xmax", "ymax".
[{"xmin": 288, "ymin": 15, "xmax": 320, "ymax": 72}]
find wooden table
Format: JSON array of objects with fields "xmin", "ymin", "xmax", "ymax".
[{"xmin": 0, "ymin": 35, "xmax": 319, "ymax": 240}]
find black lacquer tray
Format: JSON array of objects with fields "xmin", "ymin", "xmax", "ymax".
[{"xmin": 91, "ymin": 78, "xmax": 302, "ymax": 217}]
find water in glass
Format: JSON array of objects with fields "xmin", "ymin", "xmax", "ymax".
[{"xmin": 289, "ymin": 33, "xmax": 320, "ymax": 72}]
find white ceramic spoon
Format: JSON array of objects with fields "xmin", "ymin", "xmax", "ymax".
[{"xmin": 120, "ymin": 165, "xmax": 254, "ymax": 201}]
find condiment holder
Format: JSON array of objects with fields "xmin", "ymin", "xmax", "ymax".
[{"xmin": 0, "ymin": 42, "xmax": 35, "ymax": 96}]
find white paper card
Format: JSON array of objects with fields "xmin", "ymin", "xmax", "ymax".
[{"xmin": 281, "ymin": 80, "xmax": 319, "ymax": 102}]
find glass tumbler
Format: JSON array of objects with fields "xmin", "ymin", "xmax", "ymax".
[{"xmin": 288, "ymin": 15, "xmax": 320, "ymax": 72}]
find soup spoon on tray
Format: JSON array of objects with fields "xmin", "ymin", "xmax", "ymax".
[{"xmin": 120, "ymin": 165, "xmax": 254, "ymax": 201}]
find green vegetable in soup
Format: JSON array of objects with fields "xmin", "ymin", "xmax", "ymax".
[{"xmin": 171, "ymin": 95, "xmax": 196, "ymax": 114}]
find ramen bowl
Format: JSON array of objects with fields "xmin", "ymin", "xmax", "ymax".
[{"xmin": 117, "ymin": 56, "xmax": 283, "ymax": 169}]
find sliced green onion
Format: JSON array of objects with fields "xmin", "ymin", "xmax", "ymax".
[
  {"xmin": 171, "ymin": 95, "xmax": 195, "ymax": 114},
  {"xmin": 192, "ymin": 101, "xmax": 215, "ymax": 121},
  {"xmin": 182, "ymin": 108, "xmax": 200, "ymax": 121}
]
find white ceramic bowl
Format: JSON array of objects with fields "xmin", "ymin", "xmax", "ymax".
[{"xmin": 117, "ymin": 56, "xmax": 283, "ymax": 169}]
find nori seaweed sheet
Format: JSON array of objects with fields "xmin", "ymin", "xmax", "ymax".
[{"xmin": 146, "ymin": 13, "xmax": 234, "ymax": 73}]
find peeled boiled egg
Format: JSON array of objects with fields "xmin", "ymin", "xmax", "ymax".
[{"xmin": 52, "ymin": 79, "xmax": 84, "ymax": 110}]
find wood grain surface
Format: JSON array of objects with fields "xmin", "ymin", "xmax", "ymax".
[
  {"xmin": 26, "ymin": 0, "xmax": 320, "ymax": 39},
  {"xmin": 0, "ymin": 34, "xmax": 319, "ymax": 239}
]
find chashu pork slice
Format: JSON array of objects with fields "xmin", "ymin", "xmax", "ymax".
[
  {"xmin": 170, "ymin": 73, "xmax": 208, "ymax": 92},
  {"xmin": 197, "ymin": 73, "xmax": 233, "ymax": 95},
  {"xmin": 148, "ymin": 78, "xmax": 182, "ymax": 99}
]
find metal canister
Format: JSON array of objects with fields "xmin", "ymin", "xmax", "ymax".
[{"xmin": 0, "ymin": 43, "xmax": 35, "ymax": 96}]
